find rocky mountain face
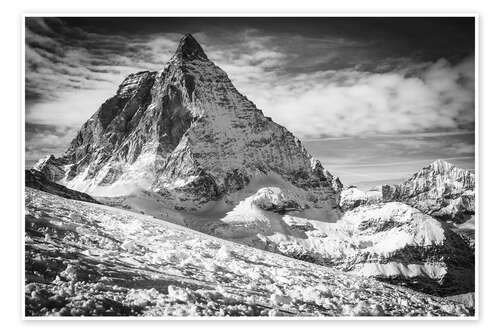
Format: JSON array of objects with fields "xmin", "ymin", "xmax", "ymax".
[
  {"xmin": 25, "ymin": 169, "xmax": 99, "ymax": 204},
  {"xmin": 33, "ymin": 34, "xmax": 342, "ymax": 210},
  {"xmin": 381, "ymin": 160, "xmax": 475, "ymax": 223}
]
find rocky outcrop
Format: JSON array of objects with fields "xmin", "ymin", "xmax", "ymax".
[
  {"xmin": 250, "ymin": 187, "xmax": 302, "ymax": 213},
  {"xmin": 33, "ymin": 34, "xmax": 342, "ymax": 210},
  {"xmin": 340, "ymin": 186, "xmax": 383, "ymax": 211},
  {"xmin": 25, "ymin": 169, "xmax": 99, "ymax": 204},
  {"xmin": 381, "ymin": 160, "xmax": 475, "ymax": 223},
  {"xmin": 340, "ymin": 187, "xmax": 368, "ymax": 210},
  {"xmin": 32, "ymin": 155, "xmax": 69, "ymax": 182}
]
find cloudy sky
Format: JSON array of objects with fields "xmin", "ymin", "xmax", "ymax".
[{"xmin": 25, "ymin": 17, "xmax": 475, "ymax": 186}]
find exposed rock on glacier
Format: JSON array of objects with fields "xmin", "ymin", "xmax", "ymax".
[
  {"xmin": 25, "ymin": 169, "xmax": 99, "ymax": 204},
  {"xmin": 33, "ymin": 34, "xmax": 342, "ymax": 210},
  {"xmin": 340, "ymin": 187, "xmax": 368, "ymax": 210},
  {"xmin": 249, "ymin": 187, "xmax": 302, "ymax": 213},
  {"xmin": 381, "ymin": 160, "xmax": 475, "ymax": 223},
  {"xmin": 216, "ymin": 192, "xmax": 474, "ymax": 297}
]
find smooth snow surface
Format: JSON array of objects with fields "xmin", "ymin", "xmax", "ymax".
[{"xmin": 25, "ymin": 188, "xmax": 470, "ymax": 317}]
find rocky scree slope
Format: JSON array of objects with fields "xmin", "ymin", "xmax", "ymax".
[{"xmin": 33, "ymin": 34, "xmax": 342, "ymax": 210}]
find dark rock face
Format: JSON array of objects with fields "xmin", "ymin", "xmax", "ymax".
[
  {"xmin": 25, "ymin": 169, "xmax": 100, "ymax": 204},
  {"xmin": 174, "ymin": 33, "xmax": 209, "ymax": 61},
  {"xmin": 33, "ymin": 34, "xmax": 342, "ymax": 209},
  {"xmin": 32, "ymin": 154, "xmax": 70, "ymax": 182},
  {"xmin": 251, "ymin": 187, "xmax": 302, "ymax": 213},
  {"xmin": 381, "ymin": 160, "xmax": 475, "ymax": 223}
]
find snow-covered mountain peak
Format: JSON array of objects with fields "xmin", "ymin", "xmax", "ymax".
[
  {"xmin": 411, "ymin": 159, "xmax": 470, "ymax": 180},
  {"xmin": 32, "ymin": 34, "xmax": 342, "ymax": 210},
  {"xmin": 399, "ymin": 159, "xmax": 474, "ymax": 194},
  {"xmin": 429, "ymin": 159, "xmax": 454, "ymax": 171},
  {"xmin": 381, "ymin": 159, "xmax": 475, "ymax": 223}
]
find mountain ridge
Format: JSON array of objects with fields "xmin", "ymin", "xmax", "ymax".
[{"xmin": 380, "ymin": 159, "xmax": 475, "ymax": 223}]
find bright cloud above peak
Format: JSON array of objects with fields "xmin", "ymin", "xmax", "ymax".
[{"xmin": 227, "ymin": 56, "xmax": 474, "ymax": 139}]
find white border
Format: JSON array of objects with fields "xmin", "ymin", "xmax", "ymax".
[{"xmin": 20, "ymin": 13, "xmax": 479, "ymax": 321}]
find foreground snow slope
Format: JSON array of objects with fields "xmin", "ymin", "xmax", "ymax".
[{"xmin": 25, "ymin": 188, "xmax": 470, "ymax": 317}]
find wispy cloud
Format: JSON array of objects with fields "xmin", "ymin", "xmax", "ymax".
[
  {"xmin": 25, "ymin": 123, "xmax": 77, "ymax": 167},
  {"xmin": 223, "ymin": 56, "xmax": 475, "ymax": 139},
  {"xmin": 304, "ymin": 130, "xmax": 475, "ymax": 142},
  {"xmin": 24, "ymin": 18, "xmax": 475, "ymax": 167},
  {"xmin": 303, "ymin": 131, "xmax": 474, "ymax": 187}
]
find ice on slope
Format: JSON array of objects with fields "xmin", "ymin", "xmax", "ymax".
[
  {"xmin": 64, "ymin": 153, "xmax": 160, "ymax": 197},
  {"xmin": 217, "ymin": 188, "xmax": 450, "ymax": 281},
  {"xmin": 24, "ymin": 188, "xmax": 470, "ymax": 317},
  {"xmin": 341, "ymin": 202, "xmax": 446, "ymax": 251}
]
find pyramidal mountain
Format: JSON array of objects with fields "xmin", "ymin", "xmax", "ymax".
[{"xmin": 33, "ymin": 34, "xmax": 342, "ymax": 211}]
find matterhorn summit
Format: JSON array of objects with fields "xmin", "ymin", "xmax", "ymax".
[{"xmin": 33, "ymin": 34, "xmax": 342, "ymax": 210}]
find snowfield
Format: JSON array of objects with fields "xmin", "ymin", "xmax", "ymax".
[
  {"xmin": 214, "ymin": 187, "xmax": 474, "ymax": 296},
  {"xmin": 25, "ymin": 188, "xmax": 471, "ymax": 317}
]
